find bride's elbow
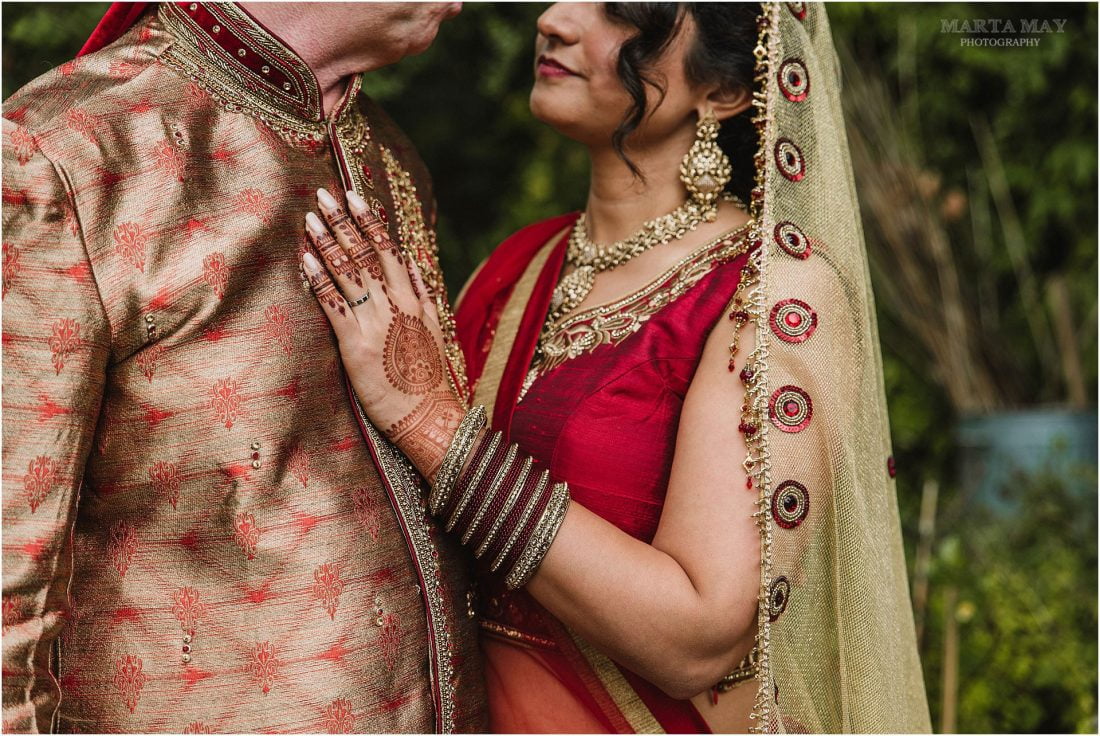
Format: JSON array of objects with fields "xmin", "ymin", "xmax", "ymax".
[{"xmin": 648, "ymin": 625, "xmax": 758, "ymax": 700}]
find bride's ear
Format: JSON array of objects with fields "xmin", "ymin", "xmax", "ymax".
[{"xmin": 700, "ymin": 84, "xmax": 753, "ymax": 122}]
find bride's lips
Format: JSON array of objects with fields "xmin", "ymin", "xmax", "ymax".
[{"xmin": 537, "ymin": 55, "xmax": 580, "ymax": 78}]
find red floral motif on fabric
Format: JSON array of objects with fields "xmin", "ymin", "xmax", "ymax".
[
  {"xmin": 112, "ymin": 222, "xmax": 148, "ymax": 272},
  {"xmin": 152, "ymin": 140, "xmax": 185, "ymax": 182},
  {"xmin": 351, "ymin": 486, "xmax": 381, "ymax": 542},
  {"xmin": 23, "ymin": 455, "xmax": 58, "ymax": 513},
  {"xmin": 10, "ymin": 126, "xmax": 36, "ymax": 165},
  {"xmin": 321, "ymin": 698, "xmax": 356, "ymax": 733},
  {"xmin": 233, "ymin": 513, "xmax": 260, "ymax": 560},
  {"xmin": 211, "ymin": 377, "xmax": 243, "ymax": 429},
  {"xmin": 48, "ymin": 318, "xmax": 82, "ymax": 375},
  {"xmin": 2, "ymin": 596, "xmax": 21, "ymax": 631},
  {"xmin": 288, "ymin": 445, "xmax": 310, "ymax": 487},
  {"xmin": 263, "ymin": 305, "xmax": 293, "ymax": 355},
  {"xmin": 248, "ymin": 641, "xmax": 279, "ymax": 694},
  {"xmin": 2, "ymin": 242, "xmax": 20, "ymax": 299},
  {"xmin": 108, "ymin": 522, "xmax": 137, "ymax": 577},
  {"xmin": 186, "ymin": 82, "xmax": 205, "ymax": 103},
  {"xmin": 109, "ymin": 60, "xmax": 138, "ymax": 79},
  {"xmin": 113, "ymin": 655, "xmax": 147, "ymax": 713},
  {"xmin": 58, "ymin": 59, "xmax": 78, "ymax": 77},
  {"xmin": 202, "ymin": 252, "xmax": 229, "ymax": 299},
  {"xmin": 183, "ymin": 722, "xmax": 216, "ymax": 734},
  {"xmin": 379, "ymin": 613, "xmax": 401, "ymax": 671},
  {"xmin": 65, "ymin": 108, "xmax": 98, "ymax": 143},
  {"xmin": 148, "ymin": 460, "xmax": 182, "ymax": 508},
  {"xmin": 236, "ymin": 188, "xmax": 273, "ymax": 225},
  {"xmin": 172, "ymin": 586, "xmax": 207, "ymax": 631},
  {"xmin": 312, "ymin": 562, "xmax": 344, "ymax": 620},
  {"xmin": 136, "ymin": 343, "xmax": 165, "ymax": 383}
]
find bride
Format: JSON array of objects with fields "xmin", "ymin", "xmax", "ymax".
[{"xmin": 300, "ymin": 2, "xmax": 930, "ymax": 732}]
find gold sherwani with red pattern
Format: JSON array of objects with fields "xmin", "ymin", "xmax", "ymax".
[{"xmin": 2, "ymin": 3, "xmax": 485, "ymax": 732}]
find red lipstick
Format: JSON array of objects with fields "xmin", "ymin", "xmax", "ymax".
[{"xmin": 537, "ymin": 55, "xmax": 578, "ymax": 78}]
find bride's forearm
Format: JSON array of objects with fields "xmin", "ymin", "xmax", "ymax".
[
  {"xmin": 420, "ymin": 410, "xmax": 755, "ymax": 698},
  {"xmin": 527, "ymin": 504, "xmax": 758, "ymax": 700}
]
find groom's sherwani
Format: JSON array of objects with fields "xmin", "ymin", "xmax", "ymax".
[{"xmin": 2, "ymin": 3, "xmax": 483, "ymax": 732}]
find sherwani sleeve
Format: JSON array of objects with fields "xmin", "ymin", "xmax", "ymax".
[{"xmin": 2, "ymin": 120, "xmax": 111, "ymax": 733}]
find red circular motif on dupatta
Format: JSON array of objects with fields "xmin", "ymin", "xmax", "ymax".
[
  {"xmin": 772, "ymin": 480, "xmax": 810, "ymax": 529},
  {"xmin": 769, "ymin": 385, "xmax": 813, "ymax": 433},
  {"xmin": 770, "ymin": 299, "xmax": 818, "ymax": 343},
  {"xmin": 778, "ymin": 58, "xmax": 810, "ymax": 102}
]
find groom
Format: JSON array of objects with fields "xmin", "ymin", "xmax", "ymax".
[{"xmin": 2, "ymin": 2, "xmax": 484, "ymax": 733}]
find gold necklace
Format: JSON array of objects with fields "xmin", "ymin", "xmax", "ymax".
[{"xmin": 548, "ymin": 198, "xmax": 712, "ymax": 324}]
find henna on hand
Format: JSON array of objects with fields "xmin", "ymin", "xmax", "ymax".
[
  {"xmin": 305, "ymin": 254, "xmax": 346, "ymax": 316},
  {"xmin": 387, "ymin": 391, "xmax": 463, "ymax": 480},
  {"xmin": 383, "ymin": 312, "xmax": 444, "ymax": 396},
  {"xmin": 307, "ymin": 218, "xmax": 360, "ymax": 284},
  {"xmin": 352, "ymin": 208, "xmax": 404, "ymax": 264}
]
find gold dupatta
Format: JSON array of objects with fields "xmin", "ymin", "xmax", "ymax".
[{"xmin": 740, "ymin": 3, "xmax": 930, "ymax": 731}]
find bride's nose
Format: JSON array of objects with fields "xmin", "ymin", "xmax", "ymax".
[{"xmin": 537, "ymin": 3, "xmax": 581, "ymax": 46}]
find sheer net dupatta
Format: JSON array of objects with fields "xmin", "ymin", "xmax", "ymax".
[{"xmin": 745, "ymin": 3, "xmax": 930, "ymax": 731}]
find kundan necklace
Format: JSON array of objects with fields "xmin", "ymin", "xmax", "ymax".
[{"xmin": 548, "ymin": 198, "xmax": 713, "ymax": 325}]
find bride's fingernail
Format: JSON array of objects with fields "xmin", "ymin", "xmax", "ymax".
[
  {"xmin": 305, "ymin": 211, "xmax": 326, "ymax": 235},
  {"xmin": 347, "ymin": 190, "xmax": 367, "ymax": 213},
  {"xmin": 302, "ymin": 251, "xmax": 322, "ymax": 273},
  {"xmin": 316, "ymin": 188, "xmax": 339, "ymax": 211}
]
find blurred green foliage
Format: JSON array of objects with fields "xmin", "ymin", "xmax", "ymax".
[{"xmin": 3, "ymin": 3, "xmax": 1096, "ymax": 732}]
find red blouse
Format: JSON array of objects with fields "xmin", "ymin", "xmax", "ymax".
[{"xmin": 511, "ymin": 229, "xmax": 756, "ymax": 544}]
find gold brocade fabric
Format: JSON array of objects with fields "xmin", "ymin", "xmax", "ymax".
[
  {"xmin": 1, "ymin": 5, "xmax": 483, "ymax": 733},
  {"xmin": 743, "ymin": 3, "xmax": 930, "ymax": 731}
]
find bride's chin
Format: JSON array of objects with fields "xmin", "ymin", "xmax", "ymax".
[{"xmin": 529, "ymin": 95, "xmax": 606, "ymax": 145}]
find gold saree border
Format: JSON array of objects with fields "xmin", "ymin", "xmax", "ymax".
[
  {"xmin": 568, "ymin": 632, "xmax": 665, "ymax": 734},
  {"xmin": 471, "ymin": 226, "xmax": 569, "ymax": 415}
]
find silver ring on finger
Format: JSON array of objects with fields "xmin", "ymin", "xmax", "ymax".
[{"xmin": 347, "ymin": 291, "xmax": 371, "ymax": 309}]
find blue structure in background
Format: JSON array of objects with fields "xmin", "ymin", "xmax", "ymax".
[{"xmin": 957, "ymin": 409, "xmax": 1098, "ymax": 514}]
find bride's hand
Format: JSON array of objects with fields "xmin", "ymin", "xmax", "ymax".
[{"xmin": 301, "ymin": 188, "xmax": 464, "ymax": 481}]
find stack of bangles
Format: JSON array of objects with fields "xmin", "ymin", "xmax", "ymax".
[{"xmin": 430, "ymin": 405, "xmax": 571, "ymax": 589}]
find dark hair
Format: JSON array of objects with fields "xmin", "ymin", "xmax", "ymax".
[{"xmin": 603, "ymin": 2, "xmax": 760, "ymax": 204}]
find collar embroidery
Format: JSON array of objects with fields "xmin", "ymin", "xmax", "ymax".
[{"xmin": 158, "ymin": 2, "xmax": 362, "ymax": 142}]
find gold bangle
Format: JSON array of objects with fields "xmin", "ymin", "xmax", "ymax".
[
  {"xmin": 461, "ymin": 444, "xmax": 518, "ymax": 546},
  {"xmin": 490, "ymin": 469, "xmax": 550, "ymax": 573},
  {"xmin": 429, "ymin": 405, "xmax": 486, "ymax": 515},
  {"xmin": 505, "ymin": 482, "xmax": 570, "ymax": 590},
  {"xmin": 475, "ymin": 456, "xmax": 533, "ymax": 559},
  {"xmin": 445, "ymin": 431, "xmax": 501, "ymax": 533}
]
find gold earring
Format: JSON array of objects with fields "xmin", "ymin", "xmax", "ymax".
[{"xmin": 679, "ymin": 109, "xmax": 732, "ymax": 222}]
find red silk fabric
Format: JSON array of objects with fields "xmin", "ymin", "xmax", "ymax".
[
  {"xmin": 78, "ymin": 2, "xmax": 150, "ymax": 57},
  {"xmin": 456, "ymin": 216, "xmax": 753, "ymax": 732}
]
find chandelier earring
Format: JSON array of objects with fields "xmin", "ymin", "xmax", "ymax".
[{"xmin": 679, "ymin": 108, "xmax": 733, "ymax": 221}]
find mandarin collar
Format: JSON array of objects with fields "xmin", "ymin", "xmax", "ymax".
[{"xmin": 160, "ymin": 1, "xmax": 356, "ymax": 125}]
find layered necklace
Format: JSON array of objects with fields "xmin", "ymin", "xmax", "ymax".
[{"xmin": 547, "ymin": 197, "xmax": 714, "ymax": 325}]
